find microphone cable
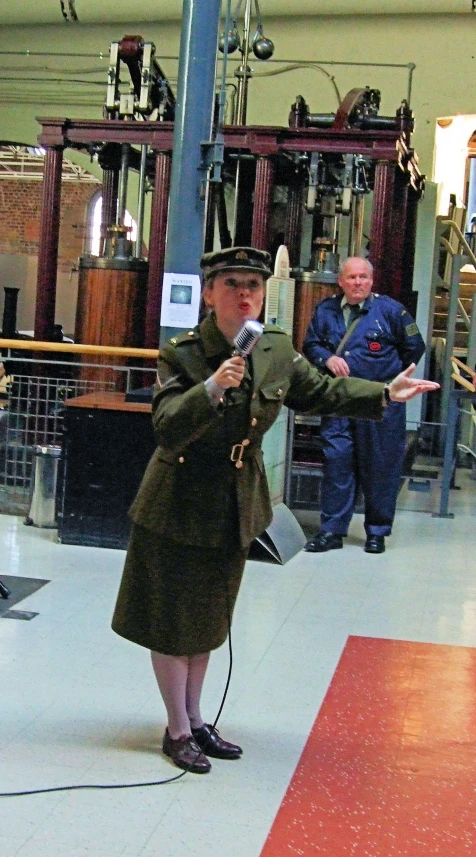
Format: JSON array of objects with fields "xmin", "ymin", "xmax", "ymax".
[
  {"xmin": 1, "ymin": 342, "xmax": 252, "ymax": 799},
  {"xmin": 0, "ymin": 582, "xmax": 235, "ymax": 798}
]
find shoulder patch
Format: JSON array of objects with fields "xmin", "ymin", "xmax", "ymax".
[{"xmin": 405, "ymin": 322, "xmax": 419, "ymax": 337}]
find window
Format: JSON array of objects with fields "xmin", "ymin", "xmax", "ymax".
[{"xmin": 88, "ymin": 194, "xmax": 138, "ymax": 256}]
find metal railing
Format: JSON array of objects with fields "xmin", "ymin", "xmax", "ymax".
[
  {"xmin": 435, "ymin": 219, "xmax": 476, "ymax": 439},
  {"xmin": 0, "ymin": 339, "xmax": 157, "ymax": 513}
]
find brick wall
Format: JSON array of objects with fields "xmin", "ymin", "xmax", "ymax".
[
  {"xmin": 0, "ymin": 180, "xmax": 98, "ymax": 333},
  {"xmin": 0, "ymin": 180, "xmax": 97, "ymax": 270}
]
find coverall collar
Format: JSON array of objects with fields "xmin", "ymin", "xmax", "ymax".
[{"xmin": 340, "ymin": 292, "xmax": 375, "ymax": 313}]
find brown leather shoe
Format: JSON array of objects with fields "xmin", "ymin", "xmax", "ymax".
[
  {"xmin": 191, "ymin": 723, "xmax": 242, "ymax": 759},
  {"xmin": 162, "ymin": 729, "xmax": 211, "ymax": 773}
]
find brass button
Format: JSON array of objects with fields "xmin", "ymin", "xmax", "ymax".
[
  {"xmin": 277, "ymin": 388, "xmax": 283, "ymax": 397},
  {"xmin": 170, "ymin": 337, "xmax": 178, "ymax": 345},
  {"xmin": 251, "ymin": 393, "xmax": 257, "ymax": 400},
  {"xmin": 251, "ymin": 417, "xmax": 257, "ymax": 427},
  {"xmin": 241, "ymin": 438, "xmax": 250, "ymax": 447},
  {"xmin": 187, "ymin": 330, "xmax": 194, "ymax": 336},
  {"xmin": 235, "ymin": 460, "xmax": 243, "ymax": 469},
  {"xmin": 178, "ymin": 456, "xmax": 185, "ymax": 464}
]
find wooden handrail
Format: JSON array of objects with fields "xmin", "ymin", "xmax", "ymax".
[
  {"xmin": 440, "ymin": 218, "xmax": 476, "ymax": 269},
  {"xmin": 0, "ymin": 338, "xmax": 159, "ymax": 360},
  {"xmin": 451, "ymin": 372, "xmax": 476, "ymax": 392},
  {"xmin": 451, "ymin": 354, "xmax": 476, "ymax": 392},
  {"xmin": 451, "ymin": 355, "xmax": 476, "ymax": 380}
]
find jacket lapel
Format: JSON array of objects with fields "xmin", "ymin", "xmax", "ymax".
[{"xmin": 250, "ymin": 333, "xmax": 272, "ymax": 391}]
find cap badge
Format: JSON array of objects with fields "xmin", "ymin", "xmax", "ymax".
[{"xmin": 236, "ymin": 250, "xmax": 248, "ymax": 260}]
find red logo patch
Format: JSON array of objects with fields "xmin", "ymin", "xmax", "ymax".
[{"xmin": 369, "ymin": 341, "xmax": 381, "ymax": 352}]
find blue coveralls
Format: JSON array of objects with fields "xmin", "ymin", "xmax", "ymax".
[{"xmin": 303, "ymin": 293, "xmax": 426, "ymax": 537}]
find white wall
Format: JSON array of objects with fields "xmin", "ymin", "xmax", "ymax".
[{"xmin": 0, "ymin": 14, "xmax": 473, "ymax": 174}]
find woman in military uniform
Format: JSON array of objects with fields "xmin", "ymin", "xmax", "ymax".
[{"xmin": 112, "ymin": 246, "xmax": 438, "ymax": 774}]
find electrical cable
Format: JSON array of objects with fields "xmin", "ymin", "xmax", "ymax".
[{"xmin": 0, "ymin": 572, "xmax": 235, "ymax": 798}]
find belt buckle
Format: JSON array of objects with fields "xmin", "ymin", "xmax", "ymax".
[{"xmin": 230, "ymin": 443, "xmax": 244, "ymax": 469}]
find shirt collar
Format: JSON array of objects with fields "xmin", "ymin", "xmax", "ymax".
[{"xmin": 341, "ymin": 297, "xmax": 364, "ymax": 311}]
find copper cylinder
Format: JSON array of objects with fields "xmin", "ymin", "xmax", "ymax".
[
  {"xmin": 75, "ymin": 256, "xmax": 148, "ymax": 389},
  {"xmin": 292, "ymin": 271, "xmax": 340, "ymax": 353}
]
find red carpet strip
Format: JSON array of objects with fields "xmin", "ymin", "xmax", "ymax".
[{"xmin": 260, "ymin": 636, "xmax": 476, "ymax": 856}]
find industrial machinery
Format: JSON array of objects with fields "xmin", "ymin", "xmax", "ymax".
[
  {"xmin": 105, "ymin": 35, "xmax": 175, "ymax": 121},
  {"xmin": 33, "ymin": 33, "xmax": 423, "ymax": 359}
]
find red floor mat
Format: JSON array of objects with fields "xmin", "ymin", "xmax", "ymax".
[{"xmin": 260, "ymin": 636, "xmax": 476, "ymax": 856}]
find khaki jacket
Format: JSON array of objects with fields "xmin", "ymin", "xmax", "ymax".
[{"xmin": 129, "ymin": 314, "xmax": 385, "ymax": 549}]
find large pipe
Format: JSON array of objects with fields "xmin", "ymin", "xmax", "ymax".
[
  {"xmin": 160, "ymin": 0, "xmax": 221, "ymax": 344},
  {"xmin": 234, "ymin": 0, "xmax": 253, "ymax": 125},
  {"xmin": 135, "ymin": 144, "xmax": 148, "ymax": 258},
  {"xmin": 116, "ymin": 143, "xmax": 130, "ymax": 226}
]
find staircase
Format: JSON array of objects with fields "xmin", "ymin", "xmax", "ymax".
[{"xmin": 433, "ymin": 272, "xmax": 476, "ymax": 356}]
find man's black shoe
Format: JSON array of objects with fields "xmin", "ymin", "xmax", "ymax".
[
  {"xmin": 364, "ymin": 535, "xmax": 385, "ymax": 554},
  {"xmin": 304, "ymin": 532, "xmax": 343, "ymax": 553}
]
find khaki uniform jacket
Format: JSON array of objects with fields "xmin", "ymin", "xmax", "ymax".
[{"xmin": 129, "ymin": 314, "xmax": 385, "ymax": 549}]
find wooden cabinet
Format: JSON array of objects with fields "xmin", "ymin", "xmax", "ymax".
[{"xmin": 58, "ymin": 392, "xmax": 155, "ymax": 549}]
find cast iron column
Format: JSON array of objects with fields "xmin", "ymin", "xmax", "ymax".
[
  {"xmin": 251, "ymin": 156, "xmax": 274, "ymax": 250},
  {"xmin": 145, "ymin": 152, "xmax": 171, "ymax": 349},
  {"xmin": 34, "ymin": 145, "xmax": 63, "ymax": 341},
  {"xmin": 160, "ymin": 0, "xmax": 221, "ymax": 344},
  {"xmin": 402, "ymin": 185, "xmax": 420, "ymax": 308},
  {"xmin": 389, "ymin": 169, "xmax": 409, "ymax": 303},
  {"xmin": 285, "ymin": 178, "xmax": 304, "ymax": 269},
  {"xmin": 369, "ymin": 161, "xmax": 395, "ymax": 297}
]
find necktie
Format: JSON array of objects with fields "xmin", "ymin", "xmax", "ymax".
[{"xmin": 346, "ymin": 304, "xmax": 361, "ymax": 328}]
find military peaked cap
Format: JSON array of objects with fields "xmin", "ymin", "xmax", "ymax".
[{"xmin": 200, "ymin": 246, "xmax": 273, "ymax": 280}]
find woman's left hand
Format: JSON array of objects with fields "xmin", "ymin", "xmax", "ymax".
[{"xmin": 387, "ymin": 363, "xmax": 440, "ymax": 402}]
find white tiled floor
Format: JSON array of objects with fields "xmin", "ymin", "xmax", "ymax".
[{"xmin": 0, "ymin": 471, "xmax": 475, "ymax": 857}]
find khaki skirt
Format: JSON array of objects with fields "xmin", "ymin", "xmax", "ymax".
[{"xmin": 111, "ymin": 524, "xmax": 249, "ymax": 656}]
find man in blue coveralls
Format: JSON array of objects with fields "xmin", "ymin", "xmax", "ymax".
[{"xmin": 302, "ymin": 256, "xmax": 426, "ymax": 554}]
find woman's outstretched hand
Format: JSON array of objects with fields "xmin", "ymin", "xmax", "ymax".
[{"xmin": 387, "ymin": 363, "xmax": 440, "ymax": 402}]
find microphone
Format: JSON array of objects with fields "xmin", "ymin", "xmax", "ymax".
[{"xmin": 232, "ymin": 319, "xmax": 264, "ymax": 357}]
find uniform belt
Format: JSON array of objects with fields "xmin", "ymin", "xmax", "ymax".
[{"xmin": 230, "ymin": 440, "xmax": 259, "ymax": 469}]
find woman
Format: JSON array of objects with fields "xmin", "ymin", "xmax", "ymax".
[{"xmin": 112, "ymin": 246, "xmax": 438, "ymax": 774}]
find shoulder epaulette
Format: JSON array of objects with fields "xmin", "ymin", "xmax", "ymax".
[
  {"xmin": 264, "ymin": 323, "xmax": 287, "ymax": 335},
  {"xmin": 168, "ymin": 329, "xmax": 199, "ymax": 347}
]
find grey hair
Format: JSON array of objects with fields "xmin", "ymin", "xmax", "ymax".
[{"xmin": 338, "ymin": 257, "xmax": 373, "ymax": 277}]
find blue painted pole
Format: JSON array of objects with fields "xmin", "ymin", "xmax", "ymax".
[{"xmin": 160, "ymin": 0, "xmax": 222, "ymax": 344}]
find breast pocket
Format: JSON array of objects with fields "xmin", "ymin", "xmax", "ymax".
[
  {"xmin": 364, "ymin": 330, "xmax": 389, "ymax": 357},
  {"xmin": 258, "ymin": 381, "xmax": 290, "ymax": 429}
]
